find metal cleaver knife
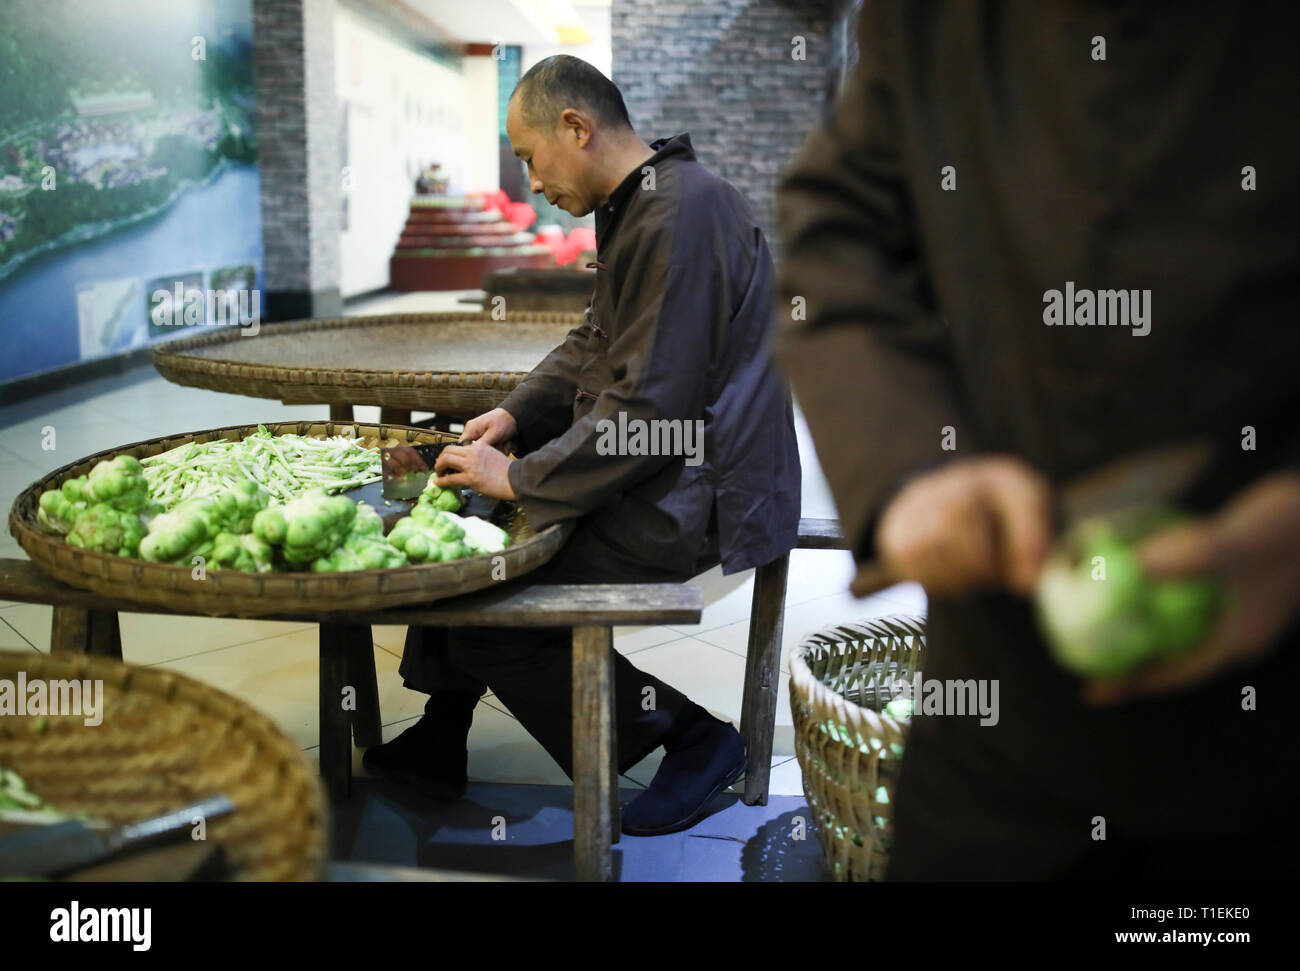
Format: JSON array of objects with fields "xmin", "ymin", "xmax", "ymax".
[
  {"xmin": 381, "ymin": 441, "xmax": 462, "ymax": 500},
  {"xmin": 848, "ymin": 439, "xmax": 1216, "ymax": 598},
  {"xmin": 0, "ymin": 795, "xmax": 236, "ymax": 878},
  {"xmin": 380, "ymin": 441, "xmax": 509, "ymax": 522}
]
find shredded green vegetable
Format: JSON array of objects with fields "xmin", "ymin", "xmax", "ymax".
[
  {"xmin": 0, "ymin": 765, "xmax": 69, "ymax": 822},
  {"xmin": 140, "ymin": 425, "xmax": 381, "ymax": 507}
]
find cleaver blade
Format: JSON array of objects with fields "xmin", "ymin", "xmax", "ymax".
[{"xmin": 381, "ymin": 441, "xmax": 461, "ymax": 501}]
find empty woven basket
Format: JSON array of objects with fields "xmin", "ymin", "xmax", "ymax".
[{"xmin": 789, "ymin": 615, "xmax": 926, "ymax": 881}]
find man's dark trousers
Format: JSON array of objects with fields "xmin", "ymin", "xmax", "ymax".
[{"xmin": 398, "ymin": 520, "xmax": 722, "ymax": 779}]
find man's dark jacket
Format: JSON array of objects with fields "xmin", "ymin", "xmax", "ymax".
[
  {"xmin": 777, "ymin": 1, "xmax": 1299, "ymax": 877},
  {"xmin": 502, "ymin": 133, "xmax": 801, "ymax": 577}
]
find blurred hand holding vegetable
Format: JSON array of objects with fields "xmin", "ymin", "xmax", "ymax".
[
  {"xmin": 1079, "ymin": 471, "xmax": 1300, "ymax": 705},
  {"xmin": 1035, "ymin": 514, "xmax": 1223, "ymax": 679},
  {"xmin": 874, "ymin": 456, "xmax": 1300, "ymax": 699},
  {"xmin": 874, "ymin": 455, "xmax": 1052, "ymax": 597}
]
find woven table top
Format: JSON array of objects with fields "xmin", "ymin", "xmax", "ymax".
[
  {"xmin": 149, "ymin": 312, "xmax": 581, "ymax": 410},
  {"xmin": 169, "ymin": 319, "xmax": 573, "ymax": 372}
]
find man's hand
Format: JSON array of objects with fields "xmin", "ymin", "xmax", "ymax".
[
  {"xmin": 874, "ymin": 456, "xmax": 1054, "ymax": 597},
  {"xmin": 460, "ymin": 407, "xmax": 518, "ymax": 453},
  {"xmin": 1084, "ymin": 471, "xmax": 1300, "ymax": 705},
  {"xmin": 433, "ymin": 441, "xmax": 516, "ymax": 500}
]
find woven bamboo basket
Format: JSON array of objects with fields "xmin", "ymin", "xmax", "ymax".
[
  {"xmin": 483, "ymin": 268, "xmax": 596, "ymax": 314},
  {"xmin": 8, "ymin": 421, "xmax": 569, "ymax": 618},
  {"xmin": 0, "ymin": 649, "xmax": 327, "ymax": 880},
  {"xmin": 789, "ymin": 615, "xmax": 926, "ymax": 881},
  {"xmin": 149, "ymin": 311, "xmax": 581, "ymax": 414}
]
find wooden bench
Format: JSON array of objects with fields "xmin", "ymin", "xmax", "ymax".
[
  {"xmin": 739, "ymin": 517, "xmax": 853, "ymax": 806},
  {"xmin": 0, "ymin": 559, "xmax": 701, "ymax": 882}
]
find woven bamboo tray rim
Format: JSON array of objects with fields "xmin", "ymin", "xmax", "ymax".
[
  {"xmin": 148, "ymin": 311, "xmax": 581, "ymax": 405},
  {"xmin": 789, "ymin": 614, "xmax": 926, "ymax": 882},
  {"xmin": 0, "ymin": 649, "xmax": 327, "ymax": 881},
  {"xmin": 150, "ymin": 309, "xmax": 580, "ymax": 368},
  {"xmin": 8, "ymin": 420, "xmax": 569, "ymax": 618}
]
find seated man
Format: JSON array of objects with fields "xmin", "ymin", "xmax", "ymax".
[{"xmin": 364, "ymin": 55, "xmax": 801, "ymax": 835}]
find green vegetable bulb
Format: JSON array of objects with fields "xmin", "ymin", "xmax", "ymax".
[
  {"xmin": 86, "ymin": 455, "xmax": 150, "ymax": 511},
  {"xmin": 386, "ymin": 517, "xmax": 471, "ymax": 563},
  {"xmin": 36, "ymin": 488, "xmax": 86, "ymax": 536},
  {"xmin": 212, "ymin": 480, "xmax": 271, "ymax": 534},
  {"xmin": 1035, "ymin": 514, "xmax": 1223, "ymax": 678},
  {"xmin": 66, "ymin": 505, "xmax": 149, "ymax": 557},
  {"xmin": 418, "ymin": 481, "xmax": 462, "ymax": 514},
  {"xmin": 138, "ymin": 498, "xmax": 219, "ymax": 563},
  {"xmin": 350, "ymin": 501, "xmax": 384, "ymax": 537},
  {"xmin": 210, "ymin": 532, "xmax": 276, "ymax": 572},
  {"xmin": 253, "ymin": 489, "xmax": 357, "ymax": 565},
  {"xmin": 252, "ymin": 506, "xmax": 287, "ymax": 546}
]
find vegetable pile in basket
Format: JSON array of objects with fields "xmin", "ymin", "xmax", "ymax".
[
  {"xmin": 33, "ymin": 428, "xmax": 512, "ymax": 573},
  {"xmin": 141, "ymin": 424, "xmax": 384, "ymax": 505}
]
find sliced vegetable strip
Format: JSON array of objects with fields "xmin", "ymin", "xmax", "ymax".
[{"xmin": 140, "ymin": 425, "xmax": 381, "ymax": 507}]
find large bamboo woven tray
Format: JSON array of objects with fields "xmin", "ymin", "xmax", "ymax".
[
  {"xmin": 789, "ymin": 615, "xmax": 926, "ymax": 881},
  {"xmin": 484, "ymin": 268, "xmax": 596, "ymax": 314},
  {"xmin": 8, "ymin": 421, "xmax": 568, "ymax": 618},
  {"xmin": 149, "ymin": 311, "xmax": 581, "ymax": 414},
  {"xmin": 0, "ymin": 649, "xmax": 327, "ymax": 881}
]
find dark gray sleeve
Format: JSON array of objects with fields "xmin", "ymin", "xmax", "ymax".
[
  {"xmin": 507, "ymin": 198, "xmax": 720, "ymax": 527},
  {"xmin": 497, "ymin": 316, "xmax": 591, "ymax": 454},
  {"xmin": 774, "ymin": 2, "xmax": 980, "ymax": 562}
]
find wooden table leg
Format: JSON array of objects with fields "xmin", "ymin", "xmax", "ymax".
[
  {"xmin": 329, "ymin": 403, "xmax": 354, "ymax": 422},
  {"xmin": 572, "ymin": 625, "xmax": 616, "ymax": 881},
  {"xmin": 88, "ymin": 611, "xmax": 122, "ymax": 659},
  {"xmin": 741, "ymin": 553, "xmax": 789, "ymax": 806},
  {"xmin": 50, "ymin": 606, "xmax": 89, "ymax": 655},
  {"xmin": 319, "ymin": 624, "xmax": 353, "ymax": 801},
  {"xmin": 609, "ymin": 663, "xmax": 620, "ymax": 848},
  {"xmin": 344, "ymin": 626, "xmax": 383, "ymax": 748},
  {"xmin": 378, "ymin": 407, "xmax": 412, "ymax": 427},
  {"xmin": 50, "ymin": 607, "xmax": 122, "ymax": 659}
]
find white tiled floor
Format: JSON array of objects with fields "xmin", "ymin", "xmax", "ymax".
[
  {"xmin": 0, "ymin": 289, "xmax": 926, "ymax": 798},
  {"xmin": 0, "ymin": 613, "xmax": 36, "ymax": 652}
]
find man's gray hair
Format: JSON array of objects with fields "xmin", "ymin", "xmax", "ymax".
[{"xmin": 512, "ymin": 54, "xmax": 633, "ymax": 133}]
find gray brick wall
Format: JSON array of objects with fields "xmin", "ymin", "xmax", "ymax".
[
  {"xmin": 611, "ymin": 0, "xmax": 856, "ymax": 260},
  {"xmin": 303, "ymin": 0, "xmax": 341, "ymax": 294},
  {"xmin": 254, "ymin": 0, "xmax": 340, "ymax": 304}
]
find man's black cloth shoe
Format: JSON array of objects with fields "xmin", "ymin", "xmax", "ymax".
[
  {"xmin": 361, "ymin": 691, "xmax": 476, "ymax": 800},
  {"xmin": 621, "ymin": 704, "xmax": 746, "ymax": 836}
]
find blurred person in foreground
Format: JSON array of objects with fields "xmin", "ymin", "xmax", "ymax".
[
  {"xmin": 365, "ymin": 55, "xmax": 801, "ymax": 835},
  {"xmin": 777, "ymin": 2, "xmax": 1299, "ymax": 879}
]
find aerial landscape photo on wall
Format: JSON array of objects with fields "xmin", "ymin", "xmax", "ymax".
[{"xmin": 0, "ymin": 0, "xmax": 263, "ymax": 384}]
